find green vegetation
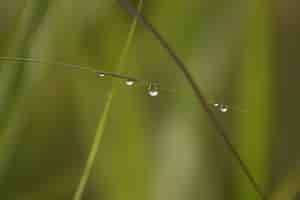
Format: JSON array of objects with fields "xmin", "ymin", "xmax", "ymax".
[{"xmin": 0, "ymin": 0, "xmax": 299, "ymax": 200}]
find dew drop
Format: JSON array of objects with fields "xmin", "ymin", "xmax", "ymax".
[
  {"xmin": 125, "ymin": 79, "xmax": 135, "ymax": 86},
  {"xmin": 97, "ymin": 73, "xmax": 105, "ymax": 78},
  {"xmin": 219, "ymin": 104, "xmax": 229, "ymax": 113},
  {"xmin": 148, "ymin": 84, "xmax": 159, "ymax": 97}
]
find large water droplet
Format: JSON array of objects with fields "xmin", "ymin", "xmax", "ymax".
[
  {"xmin": 148, "ymin": 84, "xmax": 159, "ymax": 97},
  {"xmin": 125, "ymin": 79, "xmax": 135, "ymax": 86},
  {"xmin": 219, "ymin": 104, "xmax": 229, "ymax": 113}
]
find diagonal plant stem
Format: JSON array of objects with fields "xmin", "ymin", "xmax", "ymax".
[
  {"xmin": 118, "ymin": 0, "xmax": 268, "ymax": 200},
  {"xmin": 72, "ymin": 1, "xmax": 144, "ymax": 199},
  {"xmin": 116, "ymin": 0, "xmax": 144, "ymax": 72},
  {"xmin": 72, "ymin": 92, "xmax": 113, "ymax": 200}
]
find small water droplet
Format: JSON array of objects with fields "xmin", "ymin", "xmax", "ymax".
[
  {"xmin": 97, "ymin": 73, "xmax": 105, "ymax": 78},
  {"xmin": 125, "ymin": 79, "xmax": 135, "ymax": 86},
  {"xmin": 219, "ymin": 104, "xmax": 229, "ymax": 113},
  {"xmin": 148, "ymin": 84, "xmax": 159, "ymax": 97},
  {"xmin": 213, "ymin": 103, "xmax": 219, "ymax": 107}
]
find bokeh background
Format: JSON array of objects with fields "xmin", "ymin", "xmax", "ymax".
[{"xmin": 0, "ymin": 0, "xmax": 299, "ymax": 199}]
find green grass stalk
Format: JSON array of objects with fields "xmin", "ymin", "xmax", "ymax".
[{"xmin": 72, "ymin": 1, "xmax": 144, "ymax": 199}]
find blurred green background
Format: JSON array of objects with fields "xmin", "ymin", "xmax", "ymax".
[{"xmin": 0, "ymin": 0, "xmax": 299, "ymax": 199}]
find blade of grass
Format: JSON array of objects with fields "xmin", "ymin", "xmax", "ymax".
[
  {"xmin": 118, "ymin": 0, "xmax": 268, "ymax": 199},
  {"xmin": 72, "ymin": 1, "xmax": 144, "ymax": 199},
  {"xmin": 0, "ymin": 56, "xmax": 153, "ymax": 85},
  {"xmin": 235, "ymin": 0, "xmax": 272, "ymax": 199},
  {"xmin": 116, "ymin": 0, "xmax": 144, "ymax": 73},
  {"xmin": 72, "ymin": 92, "xmax": 113, "ymax": 200}
]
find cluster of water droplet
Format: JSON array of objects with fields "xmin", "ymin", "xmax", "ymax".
[
  {"xmin": 97, "ymin": 72, "xmax": 159, "ymax": 97},
  {"xmin": 97, "ymin": 72, "xmax": 235, "ymax": 112},
  {"xmin": 213, "ymin": 103, "xmax": 229, "ymax": 113},
  {"xmin": 0, "ymin": 57, "xmax": 236, "ymax": 113}
]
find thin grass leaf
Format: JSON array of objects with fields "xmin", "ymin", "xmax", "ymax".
[
  {"xmin": 235, "ymin": 0, "xmax": 272, "ymax": 199},
  {"xmin": 118, "ymin": 0, "xmax": 268, "ymax": 199},
  {"xmin": 72, "ymin": 1, "xmax": 144, "ymax": 199},
  {"xmin": 0, "ymin": 56, "xmax": 152, "ymax": 86},
  {"xmin": 72, "ymin": 91, "xmax": 113, "ymax": 200},
  {"xmin": 0, "ymin": 57, "xmax": 241, "ymax": 111}
]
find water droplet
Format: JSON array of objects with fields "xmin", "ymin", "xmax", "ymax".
[
  {"xmin": 213, "ymin": 103, "xmax": 219, "ymax": 107},
  {"xmin": 219, "ymin": 104, "xmax": 229, "ymax": 113},
  {"xmin": 148, "ymin": 84, "xmax": 159, "ymax": 97},
  {"xmin": 125, "ymin": 79, "xmax": 135, "ymax": 86},
  {"xmin": 97, "ymin": 73, "xmax": 105, "ymax": 78}
]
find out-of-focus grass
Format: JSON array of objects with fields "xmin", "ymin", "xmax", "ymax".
[
  {"xmin": 272, "ymin": 164, "xmax": 300, "ymax": 200},
  {"xmin": 234, "ymin": 0, "xmax": 272, "ymax": 199},
  {"xmin": 0, "ymin": 2, "xmax": 52, "ymax": 196},
  {"xmin": 0, "ymin": 0, "xmax": 299, "ymax": 200}
]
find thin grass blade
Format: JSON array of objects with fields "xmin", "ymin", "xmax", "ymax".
[{"xmin": 72, "ymin": 1, "xmax": 144, "ymax": 199}]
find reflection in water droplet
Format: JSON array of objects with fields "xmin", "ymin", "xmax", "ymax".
[
  {"xmin": 149, "ymin": 90, "xmax": 159, "ymax": 97},
  {"xmin": 219, "ymin": 104, "xmax": 229, "ymax": 113},
  {"xmin": 97, "ymin": 73, "xmax": 105, "ymax": 78},
  {"xmin": 213, "ymin": 103, "xmax": 219, "ymax": 107},
  {"xmin": 148, "ymin": 84, "xmax": 159, "ymax": 97},
  {"xmin": 125, "ymin": 79, "xmax": 135, "ymax": 86}
]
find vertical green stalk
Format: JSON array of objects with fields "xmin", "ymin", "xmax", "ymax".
[
  {"xmin": 235, "ymin": 0, "xmax": 272, "ymax": 199},
  {"xmin": 72, "ymin": 1, "xmax": 144, "ymax": 199}
]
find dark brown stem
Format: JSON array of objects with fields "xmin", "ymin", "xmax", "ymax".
[{"xmin": 118, "ymin": 0, "xmax": 268, "ymax": 199}]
